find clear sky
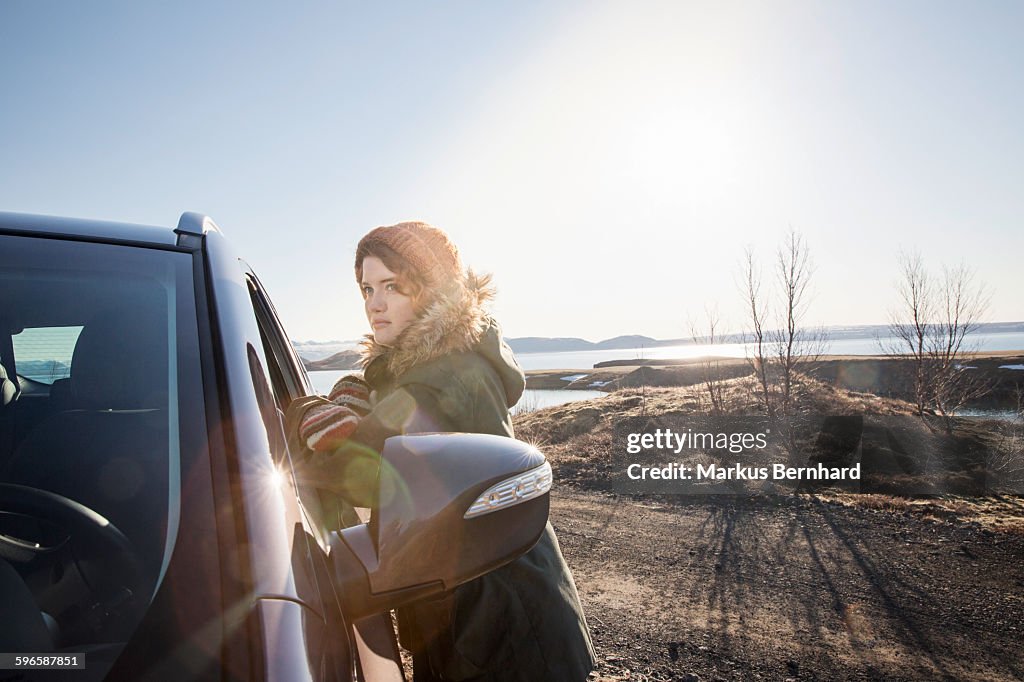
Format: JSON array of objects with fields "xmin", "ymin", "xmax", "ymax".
[{"xmin": 2, "ymin": 1, "xmax": 1021, "ymax": 342}]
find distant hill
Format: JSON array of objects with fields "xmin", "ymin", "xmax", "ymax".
[
  {"xmin": 297, "ymin": 322, "xmax": 1024, "ymax": 366},
  {"xmin": 593, "ymin": 335, "xmax": 661, "ymax": 349},
  {"xmin": 506, "ymin": 335, "xmax": 670, "ymax": 353},
  {"xmin": 304, "ymin": 349, "xmax": 362, "ymax": 371},
  {"xmin": 506, "ymin": 335, "xmax": 685, "ymax": 353},
  {"xmin": 505, "ymin": 322, "xmax": 1024, "ymax": 353},
  {"xmin": 292, "ymin": 339, "xmax": 360, "ymax": 362},
  {"xmin": 17, "ymin": 360, "xmax": 70, "ymax": 382}
]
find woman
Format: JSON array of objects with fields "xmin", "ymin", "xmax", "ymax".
[{"xmin": 289, "ymin": 222, "xmax": 596, "ymax": 682}]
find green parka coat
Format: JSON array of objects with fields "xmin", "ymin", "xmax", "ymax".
[{"xmin": 292, "ymin": 273, "xmax": 595, "ymax": 682}]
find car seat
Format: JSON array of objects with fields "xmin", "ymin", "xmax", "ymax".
[
  {"xmin": 4, "ymin": 308, "xmax": 170, "ymax": 575},
  {"xmin": 0, "ymin": 362, "xmax": 16, "ymax": 408},
  {"xmin": 0, "ymin": 334, "xmax": 21, "ymax": 478}
]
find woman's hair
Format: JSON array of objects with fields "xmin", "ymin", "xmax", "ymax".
[
  {"xmin": 355, "ymin": 242, "xmax": 432, "ymax": 311},
  {"xmin": 354, "ymin": 221, "xmax": 464, "ymax": 313}
]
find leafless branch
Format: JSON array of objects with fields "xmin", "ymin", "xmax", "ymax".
[{"xmin": 886, "ymin": 251, "xmax": 992, "ymax": 431}]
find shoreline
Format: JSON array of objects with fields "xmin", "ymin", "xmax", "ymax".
[{"xmin": 525, "ymin": 352, "xmax": 1024, "ymax": 408}]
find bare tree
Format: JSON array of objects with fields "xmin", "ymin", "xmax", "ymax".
[
  {"xmin": 688, "ymin": 305, "xmax": 726, "ymax": 415},
  {"xmin": 740, "ymin": 230, "xmax": 826, "ymax": 420},
  {"xmin": 887, "ymin": 251, "xmax": 991, "ymax": 431},
  {"xmin": 931, "ymin": 262, "xmax": 991, "ymax": 426},
  {"xmin": 741, "ymin": 246, "xmax": 773, "ymax": 417},
  {"xmin": 771, "ymin": 229, "xmax": 827, "ymax": 416},
  {"xmin": 48, "ymin": 359, "xmax": 63, "ymax": 383},
  {"xmin": 887, "ymin": 251, "xmax": 934, "ymax": 416}
]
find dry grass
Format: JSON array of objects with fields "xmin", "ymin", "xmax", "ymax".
[
  {"xmin": 515, "ymin": 372, "xmax": 1024, "ymax": 533},
  {"xmin": 816, "ymin": 491, "xmax": 1024, "ymax": 534},
  {"xmin": 514, "ymin": 374, "xmax": 913, "ymax": 447},
  {"xmin": 514, "ymin": 374, "xmax": 916, "ymax": 477}
]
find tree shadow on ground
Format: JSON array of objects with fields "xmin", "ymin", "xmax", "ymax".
[{"xmin": 674, "ymin": 496, "xmax": 1023, "ymax": 681}]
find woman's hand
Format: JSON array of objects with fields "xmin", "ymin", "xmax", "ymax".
[
  {"xmin": 299, "ymin": 375, "xmax": 371, "ymax": 452},
  {"xmin": 327, "ymin": 375, "xmax": 372, "ymax": 415}
]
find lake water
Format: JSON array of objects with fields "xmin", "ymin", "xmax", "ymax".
[
  {"xmin": 307, "ymin": 369, "xmax": 605, "ymax": 414},
  {"xmin": 954, "ymin": 408, "xmax": 1023, "ymax": 422},
  {"xmin": 512, "ymin": 389, "xmax": 607, "ymax": 414},
  {"xmin": 308, "ymin": 331, "xmax": 1024, "ymax": 414},
  {"xmin": 514, "ymin": 331, "xmax": 1024, "ymax": 370}
]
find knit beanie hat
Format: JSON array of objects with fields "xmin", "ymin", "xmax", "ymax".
[{"xmin": 355, "ymin": 222, "xmax": 462, "ymax": 290}]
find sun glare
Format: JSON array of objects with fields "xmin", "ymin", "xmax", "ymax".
[{"xmin": 268, "ymin": 467, "xmax": 286, "ymax": 490}]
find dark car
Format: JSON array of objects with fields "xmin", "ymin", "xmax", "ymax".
[{"xmin": 0, "ymin": 212, "xmax": 552, "ymax": 681}]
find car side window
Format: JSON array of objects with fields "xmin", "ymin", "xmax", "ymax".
[
  {"xmin": 244, "ymin": 271, "xmax": 310, "ymax": 406},
  {"xmin": 244, "ymin": 272, "xmax": 357, "ymax": 530}
]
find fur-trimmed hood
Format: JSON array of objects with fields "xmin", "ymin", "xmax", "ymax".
[{"xmin": 360, "ymin": 271, "xmax": 525, "ymax": 406}]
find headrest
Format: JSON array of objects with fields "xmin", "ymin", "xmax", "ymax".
[
  {"xmin": 70, "ymin": 309, "xmax": 168, "ymax": 410},
  {"xmin": 0, "ymin": 363, "xmax": 16, "ymax": 408}
]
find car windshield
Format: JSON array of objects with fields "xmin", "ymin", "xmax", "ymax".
[{"xmin": 0, "ymin": 233, "xmax": 203, "ymax": 678}]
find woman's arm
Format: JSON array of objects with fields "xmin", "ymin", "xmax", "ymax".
[{"xmin": 288, "ymin": 382, "xmax": 454, "ymax": 508}]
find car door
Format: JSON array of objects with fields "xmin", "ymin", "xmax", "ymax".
[{"xmin": 243, "ymin": 268, "xmax": 405, "ymax": 682}]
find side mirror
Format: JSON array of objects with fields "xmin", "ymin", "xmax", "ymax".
[{"xmin": 328, "ymin": 433, "xmax": 550, "ymax": 619}]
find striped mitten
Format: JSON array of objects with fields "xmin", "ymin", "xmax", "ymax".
[
  {"xmin": 299, "ymin": 376, "xmax": 371, "ymax": 452},
  {"xmin": 327, "ymin": 376, "xmax": 372, "ymax": 416}
]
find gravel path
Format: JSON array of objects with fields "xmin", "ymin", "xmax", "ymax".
[{"xmin": 552, "ymin": 488, "xmax": 1024, "ymax": 682}]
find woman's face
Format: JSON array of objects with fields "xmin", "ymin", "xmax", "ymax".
[{"xmin": 360, "ymin": 255, "xmax": 418, "ymax": 346}]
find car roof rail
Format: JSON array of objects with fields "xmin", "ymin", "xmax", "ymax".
[{"xmin": 175, "ymin": 212, "xmax": 222, "ymax": 248}]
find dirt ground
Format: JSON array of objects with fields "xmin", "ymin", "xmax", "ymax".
[
  {"xmin": 551, "ymin": 487, "xmax": 1024, "ymax": 682},
  {"xmin": 518, "ymin": 371, "xmax": 1024, "ymax": 681}
]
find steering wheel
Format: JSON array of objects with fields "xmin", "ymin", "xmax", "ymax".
[{"xmin": 0, "ymin": 483, "xmax": 146, "ymax": 638}]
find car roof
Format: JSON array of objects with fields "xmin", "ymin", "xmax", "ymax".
[{"xmin": 0, "ymin": 211, "xmax": 213, "ymax": 246}]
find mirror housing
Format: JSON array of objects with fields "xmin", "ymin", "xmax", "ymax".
[{"xmin": 328, "ymin": 433, "xmax": 550, "ymax": 619}]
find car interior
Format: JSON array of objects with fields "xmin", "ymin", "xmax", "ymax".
[{"xmin": 0, "ymin": 245, "xmax": 179, "ymax": 676}]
